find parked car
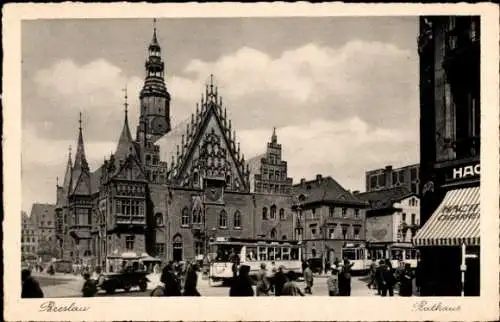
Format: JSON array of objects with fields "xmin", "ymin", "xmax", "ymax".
[{"xmin": 98, "ymin": 262, "xmax": 149, "ymax": 294}]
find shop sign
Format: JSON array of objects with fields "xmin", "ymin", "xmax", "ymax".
[
  {"xmin": 437, "ymin": 203, "xmax": 480, "ymax": 221},
  {"xmin": 445, "ymin": 162, "xmax": 480, "ymax": 183}
]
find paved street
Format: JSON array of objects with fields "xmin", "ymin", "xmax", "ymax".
[{"xmin": 36, "ymin": 272, "xmax": 392, "ymax": 297}]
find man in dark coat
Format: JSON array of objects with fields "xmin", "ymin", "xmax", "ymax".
[
  {"xmin": 273, "ymin": 265, "xmax": 288, "ymax": 296},
  {"xmin": 399, "ymin": 263, "xmax": 415, "ymax": 296},
  {"xmin": 229, "ymin": 265, "xmax": 254, "ymax": 297},
  {"xmin": 21, "ymin": 269, "xmax": 44, "ymax": 298},
  {"xmin": 375, "ymin": 260, "xmax": 386, "ymax": 296},
  {"xmin": 160, "ymin": 262, "xmax": 181, "ymax": 296},
  {"xmin": 183, "ymin": 262, "xmax": 201, "ymax": 296},
  {"xmin": 381, "ymin": 260, "xmax": 396, "ymax": 297},
  {"xmin": 338, "ymin": 259, "xmax": 354, "ymax": 296}
]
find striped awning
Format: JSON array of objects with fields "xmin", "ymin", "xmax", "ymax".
[{"xmin": 413, "ymin": 187, "xmax": 480, "ymax": 247}]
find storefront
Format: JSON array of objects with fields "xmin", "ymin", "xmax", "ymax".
[{"xmin": 414, "ymin": 185, "xmax": 480, "ymax": 296}]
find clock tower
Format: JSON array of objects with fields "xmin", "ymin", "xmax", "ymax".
[{"xmin": 137, "ymin": 19, "xmax": 171, "ymax": 143}]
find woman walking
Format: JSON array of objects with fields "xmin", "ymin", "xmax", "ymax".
[{"xmin": 183, "ymin": 262, "xmax": 201, "ymax": 296}]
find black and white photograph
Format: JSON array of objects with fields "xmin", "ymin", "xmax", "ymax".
[{"xmin": 3, "ymin": 3, "xmax": 499, "ymax": 321}]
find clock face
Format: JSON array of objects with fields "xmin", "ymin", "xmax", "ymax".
[
  {"xmin": 206, "ymin": 186, "xmax": 223, "ymax": 202},
  {"xmin": 151, "ymin": 117, "xmax": 167, "ymax": 133}
]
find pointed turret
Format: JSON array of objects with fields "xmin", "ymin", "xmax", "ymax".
[
  {"xmin": 73, "ymin": 112, "xmax": 89, "ymax": 174},
  {"xmin": 70, "ymin": 113, "xmax": 91, "ymax": 194},
  {"xmin": 62, "ymin": 145, "xmax": 73, "ymax": 193},
  {"xmin": 115, "ymin": 87, "xmax": 137, "ymax": 162}
]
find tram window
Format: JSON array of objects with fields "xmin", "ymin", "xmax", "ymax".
[
  {"xmin": 258, "ymin": 247, "xmax": 267, "ymax": 261},
  {"xmin": 391, "ymin": 250, "xmax": 402, "ymax": 260},
  {"xmin": 247, "ymin": 247, "xmax": 257, "ymax": 261},
  {"xmin": 282, "ymin": 248, "xmax": 290, "ymax": 260},
  {"xmin": 291, "ymin": 248, "xmax": 299, "ymax": 260},
  {"xmin": 275, "ymin": 248, "xmax": 282, "ymax": 260},
  {"xmin": 343, "ymin": 249, "xmax": 356, "ymax": 260},
  {"xmin": 268, "ymin": 247, "xmax": 275, "ymax": 261}
]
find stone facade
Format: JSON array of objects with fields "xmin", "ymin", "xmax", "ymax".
[
  {"xmin": 292, "ymin": 175, "xmax": 368, "ymax": 262},
  {"xmin": 365, "ymin": 164, "xmax": 420, "ymax": 196},
  {"xmin": 52, "ymin": 24, "xmax": 298, "ymax": 268},
  {"xmin": 21, "ymin": 211, "xmax": 38, "ymax": 261}
]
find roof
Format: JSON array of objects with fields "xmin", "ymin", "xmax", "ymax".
[
  {"xmin": 356, "ymin": 186, "xmax": 414, "ymax": 210},
  {"xmin": 292, "ymin": 176, "xmax": 367, "ymax": 207},
  {"xmin": 90, "ymin": 166, "xmax": 103, "ymax": 194},
  {"xmin": 156, "ymin": 117, "xmax": 191, "ymax": 164},
  {"xmin": 30, "ymin": 203, "xmax": 56, "ymax": 224},
  {"xmin": 247, "ymin": 153, "xmax": 265, "ymax": 176}
]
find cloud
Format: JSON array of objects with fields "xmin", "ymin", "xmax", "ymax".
[
  {"xmin": 237, "ymin": 117, "xmax": 418, "ymax": 191},
  {"xmin": 168, "ymin": 41, "xmax": 418, "ymax": 131},
  {"xmin": 28, "ymin": 59, "xmax": 143, "ymax": 142}
]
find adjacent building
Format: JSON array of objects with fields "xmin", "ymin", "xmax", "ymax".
[
  {"xmin": 414, "ymin": 16, "xmax": 480, "ymax": 296},
  {"xmin": 21, "ymin": 211, "xmax": 37, "ymax": 262},
  {"xmin": 291, "ymin": 175, "xmax": 369, "ymax": 264},
  {"xmin": 356, "ymin": 186, "xmax": 420, "ymax": 263},
  {"xmin": 29, "ymin": 203, "xmax": 58, "ymax": 261},
  {"xmin": 365, "ymin": 164, "xmax": 420, "ymax": 195}
]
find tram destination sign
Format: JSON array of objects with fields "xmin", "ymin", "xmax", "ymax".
[{"xmin": 444, "ymin": 161, "xmax": 480, "ymax": 183}]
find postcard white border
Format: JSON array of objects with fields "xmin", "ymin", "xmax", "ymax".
[{"xmin": 3, "ymin": 2, "xmax": 499, "ymax": 321}]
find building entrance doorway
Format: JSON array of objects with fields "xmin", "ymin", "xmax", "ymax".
[{"xmin": 173, "ymin": 234, "xmax": 183, "ymax": 262}]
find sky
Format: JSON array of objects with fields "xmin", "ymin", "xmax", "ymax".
[{"xmin": 21, "ymin": 17, "xmax": 420, "ymax": 213}]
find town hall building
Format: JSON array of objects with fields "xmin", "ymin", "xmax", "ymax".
[{"xmin": 54, "ymin": 23, "xmax": 297, "ymax": 270}]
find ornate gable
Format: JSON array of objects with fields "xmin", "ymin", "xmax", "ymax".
[
  {"xmin": 110, "ymin": 155, "xmax": 147, "ymax": 183},
  {"xmin": 157, "ymin": 75, "xmax": 250, "ymax": 192},
  {"xmin": 71, "ymin": 172, "xmax": 91, "ymax": 195}
]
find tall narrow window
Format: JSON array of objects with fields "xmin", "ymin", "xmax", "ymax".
[
  {"xmin": 262, "ymin": 207, "xmax": 268, "ymax": 220},
  {"xmin": 411, "ymin": 213, "xmax": 416, "ymax": 225},
  {"xmin": 279, "ymin": 208, "xmax": 285, "ymax": 220},
  {"xmin": 219, "ymin": 210, "xmax": 227, "ymax": 228},
  {"xmin": 234, "ymin": 211, "xmax": 241, "ymax": 228},
  {"xmin": 270, "ymin": 205, "xmax": 277, "ymax": 220},
  {"xmin": 342, "ymin": 226, "xmax": 348, "ymax": 240},
  {"xmin": 342, "ymin": 208, "xmax": 347, "ymax": 217},
  {"xmin": 270, "ymin": 228, "xmax": 277, "ymax": 239},
  {"xmin": 181, "ymin": 207, "xmax": 189, "ymax": 226},
  {"xmin": 329, "ymin": 206, "xmax": 335, "ymax": 217}
]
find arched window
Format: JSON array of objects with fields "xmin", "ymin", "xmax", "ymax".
[
  {"xmin": 193, "ymin": 172, "xmax": 199, "ymax": 185},
  {"xmin": 234, "ymin": 210, "xmax": 242, "ymax": 228},
  {"xmin": 270, "ymin": 228, "xmax": 277, "ymax": 239},
  {"xmin": 262, "ymin": 207, "xmax": 268, "ymax": 220},
  {"xmin": 226, "ymin": 175, "xmax": 231, "ymax": 186},
  {"xmin": 219, "ymin": 210, "xmax": 227, "ymax": 228},
  {"xmin": 155, "ymin": 213, "xmax": 163, "ymax": 226},
  {"xmin": 270, "ymin": 205, "xmax": 277, "ymax": 220},
  {"xmin": 402, "ymin": 213, "xmax": 407, "ymax": 223},
  {"xmin": 282, "ymin": 235, "xmax": 287, "ymax": 240},
  {"xmin": 279, "ymin": 208, "xmax": 285, "ymax": 220},
  {"xmin": 192, "ymin": 209, "xmax": 202, "ymax": 224},
  {"xmin": 181, "ymin": 207, "xmax": 189, "ymax": 226}
]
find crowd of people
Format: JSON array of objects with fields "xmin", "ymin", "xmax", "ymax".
[{"xmin": 367, "ymin": 259, "xmax": 417, "ymax": 296}]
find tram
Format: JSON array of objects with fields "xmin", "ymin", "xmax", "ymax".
[
  {"xmin": 368, "ymin": 245, "xmax": 420, "ymax": 269},
  {"xmin": 341, "ymin": 243, "xmax": 370, "ymax": 274},
  {"xmin": 208, "ymin": 237, "xmax": 302, "ymax": 283}
]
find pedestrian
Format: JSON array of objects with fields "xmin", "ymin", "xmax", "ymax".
[
  {"xmin": 375, "ymin": 259, "xmax": 386, "ymax": 295},
  {"xmin": 303, "ymin": 262, "xmax": 314, "ymax": 294},
  {"xmin": 327, "ymin": 265, "xmax": 340, "ymax": 296},
  {"xmin": 282, "ymin": 271, "xmax": 304, "ymax": 296},
  {"xmin": 273, "ymin": 265, "xmax": 288, "ymax": 296},
  {"xmin": 256, "ymin": 263, "xmax": 271, "ymax": 296},
  {"xmin": 415, "ymin": 258, "xmax": 423, "ymax": 295},
  {"xmin": 160, "ymin": 262, "xmax": 181, "ymax": 296},
  {"xmin": 229, "ymin": 248, "xmax": 240, "ymax": 279},
  {"xmin": 229, "ymin": 265, "xmax": 254, "ymax": 297},
  {"xmin": 399, "ymin": 263, "xmax": 415, "ymax": 296},
  {"xmin": 82, "ymin": 272, "xmax": 98, "ymax": 297},
  {"xmin": 338, "ymin": 259, "xmax": 354, "ymax": 296},
  {"xmin": 183, "ymin": 261, "xmax": 201, "ymax": 296},
  {"xmin": 366, "ymin": 259, "xmax": 377, "ymax": 290},
  {"xmin": 21, "ymin": 269, "xmax": 44, "ymax": 298},
  {"xmin": 381, "ymin": 260, "xmax": 396, "ymax": 297}
]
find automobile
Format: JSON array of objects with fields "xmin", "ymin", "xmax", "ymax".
[{"xmin": 98, "ymin": 262, "xmax": 150, "ymax": 294}]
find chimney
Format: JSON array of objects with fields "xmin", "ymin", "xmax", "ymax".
[
  {"xmin": 353, "ymin": 190, "xmax": 360, "ymax": 195},
  {"xmin": 385, "ymin": 165, "xmax": 393, "ymax": 171},
  {"xmin": 316, "ymin": 174, "xmax": 322, "ymax": 181},
  {"xmin": 300, "ymin": 178, "xmax": 306, "ymax": 185}
]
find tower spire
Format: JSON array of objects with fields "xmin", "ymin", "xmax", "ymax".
[
  {"xmin": 62, "ymin": 145, "xmax": 73, "ymax": 193},
  {"xmin": 271, "ymin": 127, "xmax": 277, "ymax": 144},
  {"xmin": 116, "ymin": 86, "xmax": 136, "ymax": 161}
]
